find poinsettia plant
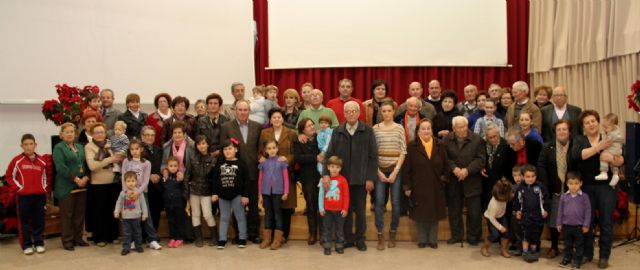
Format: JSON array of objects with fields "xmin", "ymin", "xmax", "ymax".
[
  {"xmin": 42, "ymin": 84, "xmax": 100, "ymax": 126},
  {"xmin": 628, "ymin": 80, "xmax": 640, "ymax": 113}
]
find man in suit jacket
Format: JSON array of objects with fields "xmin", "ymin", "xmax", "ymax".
[
  {"xmin": 219, "ymin": 100, "xmax": 262, "ymax": 243},
  {"xmin": 505, "ymin": 81, "xmax": 542, "ymax": 131},
  {"xmin": 100, "ymin": 89, "xmax": 122, "ymax": 136},
  {"xmin": 540, "ymin": 86, "xmax": 582, "ymax": 142}
]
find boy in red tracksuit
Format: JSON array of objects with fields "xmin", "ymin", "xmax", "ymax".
[
  {"xmin": 5, "ymin": 134, "xmax": 52, "ymax": 255},
  {"xmin": 319, "ymin": 156, "xmax": 349, "ymax": 256}
]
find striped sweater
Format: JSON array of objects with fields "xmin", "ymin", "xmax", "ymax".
[{"xmin": 372, "ymin": 123, "xmax": 407, "ymax": 170}]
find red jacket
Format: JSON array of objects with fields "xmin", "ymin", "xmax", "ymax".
[{"xmin": 5, "ymin": 153, "xmax": 51, "ymax": 195}]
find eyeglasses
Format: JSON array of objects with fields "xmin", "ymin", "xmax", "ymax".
[{"xmin": 345, "ymin": 110, "xmax": 359, "ymax": 115}]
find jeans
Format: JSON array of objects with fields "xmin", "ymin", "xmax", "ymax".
[
  {"xmin": 374, "ymin": 171, "xmax": 402, "ymax": 232},
  {"xmin": 219, "ymin": 195, "xmax": 247, "ymax": 241},
  {"xmin": 141, "ymin": 193, "xmax": 159, "ymax": 243},
  {"xmin": 582, "ymin": 184, "xmax": 617, "ymax": 259},
  {"xmin": 17, "ymin": 194, "xmax": 46, "ymax": 249},
  {"xmin": 263, "ymin": 194, "xmax": 283, "ymax": 230},
  {"xmin": 487, "ymin": 216, "xmax": 509, "ymax": 242},
  {"xmin": 416, "ymin": 221, "xmax": 438, "ymax": 245},
  {"xmin": 122, "ymin": 219, "xmax": 143, "ymax": 249},
  {"xmin": 344, "ymin": 185, "xmax": 367, "ymax": 244},
  {"xmin": 447, "ymin": 181, "xmax": 482, "ymax": 242},
  {"xmin": 322, "ymin": 210, "xmax": 345, "ymax": 249},
  {"xmin": 562, "ymin": 225, "xmax": 585, "ymax": 265}
]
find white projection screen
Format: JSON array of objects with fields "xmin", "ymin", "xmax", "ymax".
[
  {"xmin": 268, "ymin": 0, "xmax": 508, "ymax": 69},
  {"xmin": 0, "ymin": 0, "xmax": 255, "ymax": 103}
]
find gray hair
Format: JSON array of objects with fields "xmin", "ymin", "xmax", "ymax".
[
  {"xmin": 405, "ymin": 97, "xmax": 423, "ymax": 109},
  {"xmin": 230, "ymin": 82, "xmax": 244, "ymax": 92},
  {"xmin": 451, "ymin": 116, "xmax": 468, "ymax": 127},
  {"xmin": 484, "ymin": 122, "xmax": 500, "ymax": 135},
  {"xmin": 140, "ymin": 125, "xmax": 156, "ymax": 136},
  {"xmin": 505, "ymin": 127, "xmax": 524, "ymax": 143},
  {"xmin": 512, "ymin": 81, "xmax": 529, "ymax": 94},
  {"xmin": 344, "ymin": 100, "xmax": 360, "ymax": 112},
  {"xmin": 100, "ymin": 88, "xmax": 114, "ymax": 97}
]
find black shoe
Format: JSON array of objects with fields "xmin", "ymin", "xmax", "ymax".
[
  {"xmin": 429, "ymin": 243, "xmax": 438, "ymax": 249},
  {"xmin": 418, "ymin": 243, "xmax": 427, "ymax": 248},
  {"xmin": 237, "ymin": 239, "xmax": 247, "ymax": 248},
  {"xmin": 75, "ymin": 240, "xmax": 90, "ymax": 247},
  {"xmin": 571, "ymin": 263, "xmax": 581, "ymax": 270},
  {"xmin": 121, "ymin": 249, "xmax": 130, "ymax": 256},
  {"xmin": 467, "ymin": 240, "xmax": 479, "ymax": 246},
  {"xmin": 512, "ymin": 249, "xmax": 523, "ymax": 256},
  {"xmin": 135, "ymin": 246, "xmax": 143, "ymax": 253},
  {"xmin": 597, "ymin": 258, "xmax": 608, "ymax": 269},
  {"xmin": 344, "ymin": 242, "xmax": 355, "ymax": 248},
  {"xmin": 217, "ymin": 240, "xmax": 227, "ymax": 249},
  {"xmin": 509, "ymin": 244, "xmax": 517, "ymax": 250},
  {"xmin": 447, "ymin": 238, "xmax": 462, "ymax": 245},
  {"xmin": 560, "ymin": 257, "xmax": 571, "ymax": 268},
  {"xmin": 324, "ymin": 248, "xmax": 331, "ymax": 255},
  {"xmin": 582, "ymin": 257, "xmax": 593, "ymax": 264},
  {"xmin": 356, "ymin": 242, "xmax": 367, "ymax": 251},
  {"xmin": 336, "ymin": 248, "xmax": 344, "ymax": 254},
  {"xmin": 63, "ymin": 245, "xmax": 75, "ymax": 251}
]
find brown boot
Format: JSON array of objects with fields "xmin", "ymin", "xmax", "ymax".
[
  {"xmin": 387, "ymin": 231, "xmax": 396, "ymax": 248},
  {"xmin": 270, "ymin": 230, "xmax": 283, "ymax": 250},
  {"xmin": 500, "ymin": 238, "xmax": 512, "ymax": 258},
  {"xmin": 377, "ymin": 232, "xmax": 385, "ymax": 251},
  {"xmin": 308, "ymin": 231, "xmax": 317, "ymax": 245},
  {"xmin": 259, "ymin": 229, "xmax": 272, "ymax": 249},
  {"xmin": 481, "ymin": 238, "xmax": 491, "ymax": 257}
]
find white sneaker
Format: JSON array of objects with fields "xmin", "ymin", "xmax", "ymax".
[
  {"xmin": 609, "ymin": 174, "xmax": 620, "ymax": 187},
  {"xmin": 149, "ymin": 241, "xmax": 162, "ymax": 250},
  {"xmin": 595, "ymin": 172, "xmax": 609, "ymax": 180},
  {"xmin": 23, "ymin": 247, "xmax": 34, "ymax": 255},
  {"xmin": 35, "ymin": 246, "xmax": 46, "ymax": 253},
  {"xmin": 130, "ymin": 242, "xmax": 135, "ymax": 250}
]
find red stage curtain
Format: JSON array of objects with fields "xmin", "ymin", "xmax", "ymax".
[{"xmin": 253, "ymin": 0, "xmax": 529, "ymax": 103}]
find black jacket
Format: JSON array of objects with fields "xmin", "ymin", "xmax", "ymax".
[
  {"xmin": 195, "ymin": 114, "xmax": 228, "ymax": 153},
  {"xmin": 505, "ymin": 137, "xmax": 543, "ymax": 182},
  {"xmin": 162, "ymin": 114, "xmax": 197, "ymax": 143},
  {"xmin": 185, "ymin": 153, "xmax": 216, "ymax": 196},
  {"xmin": 485, "ymin": 138, "xmax": 510, "ymax": 186},
  {"xmin": 540, "ymin": 104, "xmax": 582, "ymax": 142},
  {"xmin": 142, "ymin": 143, "xmax": 164, "ymax": 193},
  {"xmin": 514, "ymin": 181, "xmax": 550, "ymax": 223},
  {"xmin": 293, "ymin": 135, "xmax": 321, "ymax": 185},
  {"xmin": 118, "ymin": 110, "xmax": 148, "ymax": 140},
  {"xmin": 537, "ymin": 140, "xmax": 575, "ymax": 194},
  {"xmin": 323, "ymin": 121, "xmax": 378, "ymax": 185},
  {"xmin": 443, "ymin": 131, "xmax": 487, "ymax": 198}
]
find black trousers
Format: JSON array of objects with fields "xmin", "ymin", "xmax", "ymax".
[
  {"xmin": 301, "ymin": 179, "xmax": 320, "ymax": 237},
  {"xmin": 562, "ymin": 225, "xmax": 585, "ymax": 265},
  {"xmin": 447, "ymin": 181, "xmax": 482, "ymax": 242},
  {"xmin": 344, "ymin": 185, "xmax": 367, "ymax": 244},
  {"xmin": 88, "ymin": 183, "xmax": 120, "ymax": 243},
  {"xmin": 521, "ymin": 218, "xmax": 543, "ymax": 247},
  {"xmin": 246, "ymin": 180, "xmax": 260, "ymax": 239},
  {"xmin": 165, "ymin": 205, "xmax": 186, "ymax": 240},
  {"xmin": 16, "ymin": 194, "xmax": 46, "ymax": 249}
]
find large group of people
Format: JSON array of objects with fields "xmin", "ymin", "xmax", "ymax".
[{"xmin": 5, "ymin": 79, "xmax": 626, "ymax": 269}]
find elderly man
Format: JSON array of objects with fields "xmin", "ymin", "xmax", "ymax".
[
  {"xmin": 394, "ymin": 97, "xmax": 424, "ymax": 143},
  {"xmin": 100, "ymin": 89, "xmax": 122, "ymax": 136},
  {"xmin": 326, "ymin": 78, "xmax": 365, "ymax": 124},
  {"xmin": 297, "ymin": 89, "xmax": 339, "ymax": 130},
  {"xmin": 504, "ymin": 127, "xmax": 543, "ymax": 179},
  {"xmin": 323, "ymin": 101, "xmax": 378, "ymax": 251},
  {"xmin": 396, "ymin": 82, "xmax": 437, "ymax": 121},
  {"xmin": 443, "ymin": 116, "xmax": 486, "ymax": 245},
  {"xmin": 540, "ymin": 86, "xmax": 582, "ymax": 142},
  {"xmin": 456, "ymin": 84, "xmax": 479, "ymax": 117},
  {"xmin": 219, "ymin": 100, "xmax": 262, "ymax": 243},
  {"xmin": 488, "ymin": 83, "xmax": 503, "ymax": 101},
  {"xmin": 481, "ymin": 123, "xmax": 509, "ymax": 209},
  {"xmin": 221, "ymin": 82, "xmax": 246, "ymax": 121},
  {"xmin": 426, "ymin": 80, "xmax": 444, "ymax": 113},
  {"xmin": 505, "ymin": 81, "xmax": 542, "ymax": 130}
]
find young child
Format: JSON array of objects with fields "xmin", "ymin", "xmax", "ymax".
[
  {"xmin": 319, "ymin": 156, "xmax": 350, "ymax": 256},
  {"xmin": 109, "ymin": 121, "xmax": 130, "ymax": 173},
  {"xmin": 185, "ymin": 136, "xmax": 218, "ymax": 247},
  {"xmin": 595, "ymin": 113, "xmax": 624, "ymax": 187},
  {"xmin": 509, "ymin": 165, "xmax": 524, "ymax": 255},
  {"xmin": 482, "ymin": 178, "xmax": 512, "ymax": 258},
  {"xmin": 83, "ymin": 93, "xmax": 103, "ymax": 123},
  {"xmin": 473, "ymin": 99, "xmax": 505, "ymax": 138},
  {"xmin": 258, "ymin": 140, "xmax": 289, "ymax": 250},
  {"xmin": 265, "ymin": 85, "xmax": 281, "ymax": 106},
  {"xmin": 114, "ymin": 171, "xmax": 148, "ymax": 255},
  {"xmin": 211, "ymin": 139, "xmax": 250, "ymax": 249},
  {"xmin": 162, "ymin": 157, "xmax": 187, "ymax": 248},
  {"xmin": 556, "ymin": 172, "xmax": 591, "ymax": 269},
  {"xmin": 316, "ymin": 115, "xmax": 334, "ymax": 174},
  {"xmin": 120, "ymin": 139, "xmax": 162, "ymax": 250},
  {"xmin": 5, "ymin": 134, "xmax": 51, "ymax": 255},
  {"xmin": 249, "ymin": 85, "xmax": 278, "ymax": 126},
  {"xmin": 514, "ymin": 164, "xmax": 549, "ymax": 263}
]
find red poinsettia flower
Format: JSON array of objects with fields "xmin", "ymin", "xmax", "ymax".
[{"xmin": 628, "ymin": 80, "xmax": 640, "ymax": 113}]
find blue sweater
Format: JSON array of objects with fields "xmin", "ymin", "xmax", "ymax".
[{"xmin": 258, "ymin": 157, "xmax": 289, "ymax": 195}]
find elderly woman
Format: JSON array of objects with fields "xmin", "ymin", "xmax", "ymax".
[
  {"xmin": 533, "ymin": 85, "xmax": 552, "ymax": 108},
  {"xmin": 403, "ymin": 119, "xmax": 448, "ymax": 249},
  {"xmin": 481, "ymin": 123, "xmax": 510, "ymax": 210},
  {"xmin": 571, "ymin": 110, "xmax": 623, "ymax": 268},
  {"xmin": 294, "ymin": 118, "xmax": 321, "ymax": 245},
  {"xmin": 363, "ymin": 80, "xmax": 398, "ymax": 126},
  {"xmin": 53, "ymin": 123, "xmax": 90, "ymax": 251},
  {"xmin": 432, "ymin": 90, "xmax": 462, "ymax": 139},
  {"xmin": 283, "ymin": 88, "xmax": 302, "ymax": 129},
  {"xmin": 84, "ymin": 123, "xmax": 123, "ymax": 247},
  {"xmin": 145, "ymin": 93, "xmax": 173, "ymax": 147},
  {"xmin": 505, "ymin": 127, "xmax": 543, "ymax": 175},
  {"xmin": 443, "ymin": 116, "xmax": 486, "ymax": 245},
  {"xmin": 77, "ymin": 110, "xmax": 99, "ymax": 145},
  {"xmin": 259, "ymin": 108, "xmax": 298, "ymax": 245},
  {"xmin": 195, "ymin": 93, "xmax": 228, "ymax": 155},
  {"xmin": 372, "ymin": 101, "xmax": 406, "ymax": 250},
  {"xmin": 162, "ymin": 96, "xmax": 197, "ymax": 143},
  {"xmin": 394, "ymin": 97, "xmax": 425, "ymax": 143},
  {"xmin": 537, "ymin": 119, "xmax": 574, "ymax": 259},
  {"xmin": 139, "ymin": 126, "xmax": 164, "ymax": 249}
]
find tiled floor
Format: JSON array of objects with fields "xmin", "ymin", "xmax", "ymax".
[{"xmin": 1, "ymin": 238, "xmax": 639, "ymax": 270}]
